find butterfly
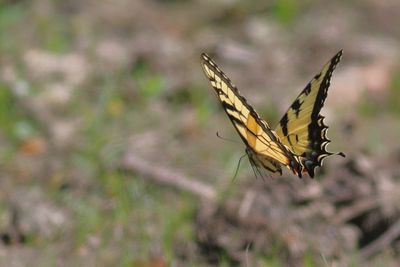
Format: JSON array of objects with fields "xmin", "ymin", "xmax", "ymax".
[{"xmin": 201, "ymin": 51, "xmax": 345, "ymax": 178}]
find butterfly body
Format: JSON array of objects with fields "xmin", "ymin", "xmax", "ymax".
[{"xmin": 201, "ymin": 51, "xmax": 344, "ymax": 178}]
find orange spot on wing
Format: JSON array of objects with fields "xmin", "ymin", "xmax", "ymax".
[{"xmin": 246, "ymin": 115, "xmax": 258, "ymax": 147}]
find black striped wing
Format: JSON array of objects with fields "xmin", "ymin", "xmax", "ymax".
[
  {"xmin": 201, "ymin": 53, "xmax": 302, "ymax": 176},
  {"xmin": 274, "ymin": 50, "xmax": 345, "ymax": 177}
]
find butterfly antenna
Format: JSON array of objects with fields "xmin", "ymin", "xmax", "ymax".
[
  {"xmin": 216, "ymin": 131, "xmax": 240, "ymax": 144},
  {"xmin": 232, "ymin": 153, "xmax": 247, "ymax": 182}
]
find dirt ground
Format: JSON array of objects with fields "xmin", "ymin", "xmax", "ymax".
[{"xmin": 0, "ymin": 0, "xmax": 400, "ymax": 266}]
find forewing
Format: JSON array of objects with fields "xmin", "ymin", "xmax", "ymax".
[{"xmin": 201, "ymin": 53, "xmax": 295, "ymax": 169}]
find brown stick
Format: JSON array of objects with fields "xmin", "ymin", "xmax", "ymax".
[
  {"xmin": 359, "ymin": 217, "xmax": 400, "ymax": 259},
  {"xmin": 333, "ymin": 197, "xmax": 380, "ymax": 224},
  {"xmin": 121, "ymin": 153, "xmax": 217, "ymax": 201}
]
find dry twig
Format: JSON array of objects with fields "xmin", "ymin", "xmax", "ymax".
[
  {"xmin": 121, "ymin": 153, "xmax": 217, "ymax": 201},
  {"xmin": 360, "ymin": 217, "xmax": 400, "ymax": 259},
  {"xmin": 333, "ymin": 197, "xmax": 380, "ymax": 224}
]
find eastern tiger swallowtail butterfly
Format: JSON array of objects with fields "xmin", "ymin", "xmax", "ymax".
[{"xmin": 201, "ymin": 51, "xmax": 345, "ymax": 178}]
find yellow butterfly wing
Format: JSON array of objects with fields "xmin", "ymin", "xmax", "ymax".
[
  {"xmin": 201, "ymin": 53, "xmax": 302, "ymax": 176},
  {"xmin": 274, "ymin": 51, "xmax": 345, "ymax": 177}
]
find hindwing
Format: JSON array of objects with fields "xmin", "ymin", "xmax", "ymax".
[{"xmin": 274, "ymin": 51, "xmax": 345, "ymax": 177}]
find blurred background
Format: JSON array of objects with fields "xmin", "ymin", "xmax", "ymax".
[{"xmin": 0, "ymin": 0, "xmax": 400, "ymax": 266}]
